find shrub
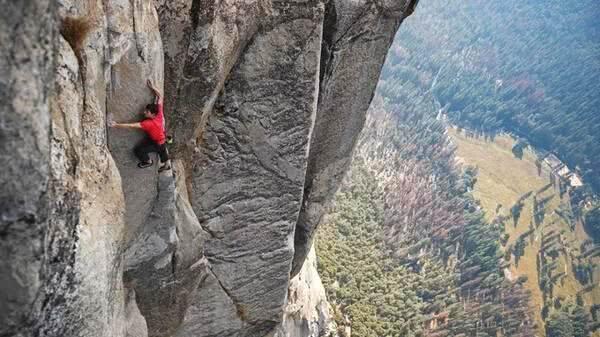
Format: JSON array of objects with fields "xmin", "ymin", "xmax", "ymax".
[{"xmin": 60, "ymin": 16, "xmax": 93, "ymax": 55}]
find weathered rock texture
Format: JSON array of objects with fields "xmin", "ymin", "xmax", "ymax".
[
  {"xmin": 180, "ymin": 2, "xmax": 325, "ymax": 335},
  {"xmin": 272, "ymin": 246, "xmax": 337, "ymax": 337},
  {"xmin": 0, "ymin": 0, "xmax": 416, "ymax": 336},
  {"xmin": 1, "ymin": 1, "xmax": 56, "ymax": 336},
  {"xmin": 292, "ymin": 0, "xmax": 418, "ymax": 276}
]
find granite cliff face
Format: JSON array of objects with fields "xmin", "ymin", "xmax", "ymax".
[
  {"xmin": 272, "ymin": 246, "xmax": 337, "ymax": 337},
  {"xmin": 0, "ymin": 1, "xmax": 416, "ymax": 336}
]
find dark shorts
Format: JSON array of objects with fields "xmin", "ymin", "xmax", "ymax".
[{"xmin": 134, "ymin": 138, "xmax": 169, "ymax": 163}]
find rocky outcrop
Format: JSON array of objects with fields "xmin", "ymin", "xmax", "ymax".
[
  {"xmin": 0, "ymin": 0, "xmax": 416, "ymax": 336},
  {"xmin": 273, "ymin": 246, "xmax": 337, "ymax": 337},
  {"xmin": 155, "ymin": 0, "xmax": 271, "ymax": 152},
  {"xmin": 176, "ymin": 2, "xmax": 325, "ymax": 335},
  {"xmin": 291, "ymin": 0, "xmax": 416, "ymax": 276},
  {"xmin": 1, "ymin": 1, "xmax": 130, "ymax": 336}
]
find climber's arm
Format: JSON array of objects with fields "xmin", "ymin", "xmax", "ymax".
[
  {"xmin": 147, "ymin": 79, "xmax": 162, "ymax": 105},
  {"xmin": 110, "ymin": 121, "xmax": 142, "ymax": 129}
]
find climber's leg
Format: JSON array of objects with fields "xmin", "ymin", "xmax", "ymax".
[
  {"xmin": 157, "ymin": 144, "xmax": 169, "ymax": 163},
  {"xmin": 134, "ymin": 138, "xmax": 155, "ymax": 168},
  {"xmin": 157, "ymin": 144, "xmax": 171, "ymax": 172}
]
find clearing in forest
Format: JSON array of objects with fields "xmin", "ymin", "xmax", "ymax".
[{"xmin": 449, "ymin": 127, "xmax": 599, "ymax": 337}]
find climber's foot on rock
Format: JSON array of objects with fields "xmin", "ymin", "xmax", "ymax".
[
  {"xmin": 137, "ymin": 160, "xmax": 153, "ymax": 169},
  {"xmin": 158, "ymin": 164, "xmax": 171, "ymax": 173}
]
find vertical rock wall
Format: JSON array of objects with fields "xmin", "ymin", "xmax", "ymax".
[
  {"xmin": 177, "ymin": 1, "xmax": 325, "ymax": 335},
  {"xmin": 291, "ymin": 0, "xmax": 416, "ymax": 275},
  {"xmin": 272, "ymin": 246, "xmax": 337, "ymax": 337},
  {"xmin": 155, "ymin": 0, "xmax": 270, "ymax": 154},
  {"xmin": 0, "ymin": 1, "xmax": 55, "ymax": 335}
]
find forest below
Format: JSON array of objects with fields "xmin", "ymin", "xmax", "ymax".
[
  {"xmin": 316, "ymin": 0, "xmax": 599, "ymax": 335},
  {"xmin": 317, "ymin": 98, "xmax": 597, "ymax": 337},
  {"xmin": 379, "ymin": 0, "xmax": 600, "ymax": 194},
  {"xmin": 318, "ymin": 95, "xmax": 541, "ymax": 336}
]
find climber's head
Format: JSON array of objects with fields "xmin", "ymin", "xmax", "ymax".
[{"xmin": 144, "ymin": 103, "xmax": 159, "ymax": 119}]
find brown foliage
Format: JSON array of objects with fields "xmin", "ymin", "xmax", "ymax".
[{"xmin": 60, "ymin": 16, "xmax": 93, "ymax": 54}]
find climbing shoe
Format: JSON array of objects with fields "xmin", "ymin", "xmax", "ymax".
[
  {"xmin": 158, "ymin": 164, "xmax": 171, "ymax": 173},
  {"xmin": 137, "ymin": 160, "xmax": 153, "ymax": 169}
]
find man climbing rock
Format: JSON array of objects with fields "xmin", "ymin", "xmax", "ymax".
[{"xmin": 110, "ymin": 80, "xmax": 171, "ymax": 172}]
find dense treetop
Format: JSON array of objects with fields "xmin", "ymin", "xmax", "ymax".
[{"xmin": 380, "ymin": 0, "xmax": 600, "ymax": 192}]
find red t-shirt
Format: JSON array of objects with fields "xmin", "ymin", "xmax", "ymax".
[{"xmin": 140, "ymin": 102, "xmax": 166, "ymax": 145}]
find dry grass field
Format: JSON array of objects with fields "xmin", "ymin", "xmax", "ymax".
[{"xmin": 449, "ymin": 127, "xmax": 599, "ymax": 337}]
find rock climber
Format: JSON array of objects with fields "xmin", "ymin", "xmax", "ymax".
[{"xmin": 110, "ymin": 80, "xmax": 171, "ymax": 172}]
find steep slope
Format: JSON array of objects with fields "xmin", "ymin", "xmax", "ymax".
[{"xmin": 0, "ymin": 1, "xmax": 416, "ymax": 336}]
